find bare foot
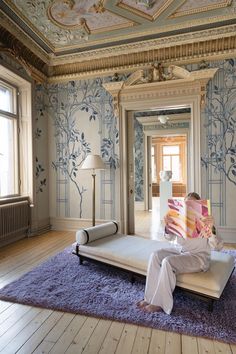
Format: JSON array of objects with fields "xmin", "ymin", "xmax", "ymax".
[
  {"xmin": 144, "ymin": 304, "xmax": 162, "ymax": 313},
  {"xmin": 136, "ymin": 300, "xmax": 149, "ymax": 308}
]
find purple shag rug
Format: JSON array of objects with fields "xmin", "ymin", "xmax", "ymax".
[{"xmin": 0, "ymin": 246, "xmax": 235, "ymax": 344}]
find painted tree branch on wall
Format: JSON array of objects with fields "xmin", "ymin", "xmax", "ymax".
[
  {"xmin": 35, "ymin": 89, "xmax": 47, "ymax": 194},
  {"xmin": 36, "ymin": 157, "xmax": 46, "ymax": 193},
  {"xmin": 51, "ymin": 95, "xmax": 92, "ymax": 218},
  {"xmin": 201, "ymin": 59, "xmax": 236, "ymax": 186},
  {"xmin": 48, "ymin": 79, "xmax": 120, "ymax": 218}
]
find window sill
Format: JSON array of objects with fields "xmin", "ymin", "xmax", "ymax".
[{"xmin": 0, "ymin": 196, "xmax": 29, "ymax": 206}]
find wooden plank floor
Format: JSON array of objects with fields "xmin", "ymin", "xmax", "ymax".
[{"xmin": 0, "ymin": 230, "xmax": 236, "ymax": 354}]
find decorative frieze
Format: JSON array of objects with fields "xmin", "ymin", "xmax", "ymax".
[
  {"xmin": 103, "ymin": 65, "xmax": 218, "ymax": 108},
  {"xmin": 49, "ymin": 33, "xmax": 235, "ymax": 81}
]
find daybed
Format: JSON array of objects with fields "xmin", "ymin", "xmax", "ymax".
[{"xmin": 74, "ymin": 222, "xmax": 235, "ymax": 310}]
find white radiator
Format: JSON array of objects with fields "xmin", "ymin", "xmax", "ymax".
[{"xmin": 0, "ymin": 200, "xmax": 29, "ymax": 246}]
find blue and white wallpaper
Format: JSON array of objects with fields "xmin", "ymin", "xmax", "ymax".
[
  {"xmin": 134, "ymin": 117, "xmax": 144, "ymax": 202},
  {"xmin": 45, "ymin": 78, "xmax": 119, "ymax": 221},
  {"xmin": 33, "ymin": 59, "xmax": 236, "ymax": 228},
  {"xmin": 202, "ymin": 59, "xmax": 236, "ymax": 226}
]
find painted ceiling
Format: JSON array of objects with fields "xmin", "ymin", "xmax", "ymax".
[
  {"xmin": 0, "ymin": 0, "xmax": 235, "ymax": 81},
  {"xmin": 0, "ymin": 0, "xmax": 235, "ymax": 56}
]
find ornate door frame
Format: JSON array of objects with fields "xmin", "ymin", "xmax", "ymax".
[{"xmin": 103, "ymin": 65, "xmax": 218, "ymax": 234}]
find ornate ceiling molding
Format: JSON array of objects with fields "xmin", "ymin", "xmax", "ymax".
[
  {"xmin": 0, "ymin": 11, "xmax": 51, "ymax": 62},
  {"xmin": 0, "ymin": 9, "xmax": 235, "ymax": 83},
  {"xmin": 47, "ymin": 31, "xmax": 235, "ymax": 82},
  {"xmin": 170, "ymin": 0, "xmax": 232, "ymax": 18},
  {"xmin": 50, "ymin": 24, "xmax": 236, "ymax": 66},
  {"xmin": 117, "ymin": 0, "xmax": 174, "ymax": 21},
  {"xmin": 0, "ymin": 26, "xmax": 48, "ymax": 80},
  {"xmin": 1, "ymin": 0, "xmax": 236, "ymax": 57}
]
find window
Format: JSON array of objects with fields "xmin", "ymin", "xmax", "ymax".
[
  {"xmin": 162, "ymin": 144, "xmax": 181, "ymax": 182},
  {"xmin": 0, "ymin": 81, "xmax": 19, "ymax": 197}
]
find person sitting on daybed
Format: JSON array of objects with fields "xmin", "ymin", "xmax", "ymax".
[{"xmin": 137, "ymin": 192, "xmax": 223, "ymax": 315}]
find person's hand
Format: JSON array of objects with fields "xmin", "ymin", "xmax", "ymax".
[
  {"xmin": 164, "ymin": 214, "xmax": 173, "ymax": 226},
  {"xmin": 201, "ymin": 215, "xmax": 215, "ymax": 229}
]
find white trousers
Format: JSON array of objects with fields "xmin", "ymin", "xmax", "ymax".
[{"xmin": 144, "ymin": 247, "xmax": 208, "ymax": 315}]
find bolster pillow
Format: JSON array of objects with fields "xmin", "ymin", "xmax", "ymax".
[{"xmin": 76, "ymin": 221, "xmax": 118, "ymax": 245}]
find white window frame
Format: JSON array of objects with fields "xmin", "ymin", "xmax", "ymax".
[
  {"xmin": 0, "ymin": 79, "xmax": 20, "ymax": 198},
  {"xmin": 0, "ymin": 64, "xmax": 33, "ymax": 204}
]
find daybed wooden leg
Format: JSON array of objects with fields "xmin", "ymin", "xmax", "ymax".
[
  {"xmin": 76, "ymin": 244, "xmax": 79, "ymax": 256},
  {"xmin": 208, "ymin": 299, "xmax": 214, "ymax": 312},
  {"xmin": 79, "ymin": 256, "xmax": 83, "ymax": 265},
  {"xmin": 72, "ymin": 244, "xmax": 79, "ymax": 257}
]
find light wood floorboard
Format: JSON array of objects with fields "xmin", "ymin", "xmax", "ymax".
[{"xmin": 0, "ymin": 225, "xmax": 235, "ymax": 353}]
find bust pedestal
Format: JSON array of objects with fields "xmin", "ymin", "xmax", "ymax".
[{"xmin": 160, "ymin": 181, "xmax": 172, "ymax": 221}]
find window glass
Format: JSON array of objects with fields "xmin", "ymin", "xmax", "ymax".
[
  {"xmin": 172, "ymin": 155, "xmax": 180, "ymax": 181},
  {"xmin": 163, "ymin": 145, "xmax": 179, "ymax": 155},
  {"xmin": 0, "ymin": 83, "xmax": 15, "ymax": 113},
  {"xmin": 0, "ymin": 80, "xmax": 18, "ymax": 198},
  {"xmin": 0, "ymin": 115, "xmax": 18, "ymax": 197},
  {"xmin": 163, "ymin": 156, "xmax": 171, "ymax": 170}
]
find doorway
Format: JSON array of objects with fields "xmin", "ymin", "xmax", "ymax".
[
  {"xmin": 103, "ymin": 65, "xmax": 217, "ymax": 235},
  {"xmin": 151, "ymin": 135, "xmax": 187, "ymax": 198},
  {"xmin": 134, "ymin": 111, "xmax": 190, "ymax": 239}
]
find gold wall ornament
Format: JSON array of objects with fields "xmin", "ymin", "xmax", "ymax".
[
  {"xmin": 102, "ymin": 65, "xmax": 218, "ymax": 114},
  {"xmin": 124, "ymin": 69, "xmax": 145, "ymax": 86},
  {"xmin": 102, "ymin": 81, "xmax": 124, "ymax": 117},
  {"xmin": 148, "ymin": 62, "xmax": 166, "ymax": 82}
]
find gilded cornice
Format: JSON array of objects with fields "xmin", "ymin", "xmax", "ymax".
[
  {"xmin": 47, "ymin": 30, "xmax": 235, "ymax": 82},
  {"xmin": 0, "ymin": 26, "xmax": 48, "ymax": 78},
  {"xmin": 0, "ymin": 7, "xmax": 235, "ymax": 83},
  {"xmin": 50, "ymin": 24, "xmax": 236, "ymax": 66},
  {"xmin": 0, "ymin": 10, "xmax": 51, "ymax": 64}
]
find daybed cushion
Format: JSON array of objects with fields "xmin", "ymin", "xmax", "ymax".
[
  {"xmin": 78, "ymin": 234, "xmax": 235, "ymax": 299},
  {"xmin": 76, "ymin": 221, "xmax": 118, "ymax": 245}
]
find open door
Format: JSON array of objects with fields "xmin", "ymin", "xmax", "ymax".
[
  {"xmin": 147, "ymin": 136, "xmax": 152, "ymax": 211},
  {"xmin": 127, "ymin": 111, "xmax": 135, "ymax": 234}
]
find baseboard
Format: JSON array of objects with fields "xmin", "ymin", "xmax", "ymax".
[
  {"xmin": 28, "ymin": 218, "xmax": 51, "ymax": 236},
  {"xmin": 217, "ymin": 226, "xmax": 236, "ymax": 244},
  {"xmin": 50, "ymin": 217, "xmax": 110, "ymax": 231}
]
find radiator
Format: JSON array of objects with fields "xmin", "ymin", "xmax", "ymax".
[{"xmin": 0, "ymin": 200, "xmax": 29, "ymax": 246}]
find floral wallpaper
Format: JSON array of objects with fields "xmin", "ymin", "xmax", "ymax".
[
  {"xmin": 35, "ymin": 87, "xmax": 47, "ymax": 195},
  {"xmin": 134, "ymin": 117, "xmax": 144, "ymax": 202},
  {"xmin": 46, "ymin": 78, "xmax": 119, "ymax": 220},
  {"xmin": 201, "ymin": 59, "xmax": 236, "ymax": 225},
  {"xmin": 33, "ymin": 59, "xmax": 236, "ymax": 228}
]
